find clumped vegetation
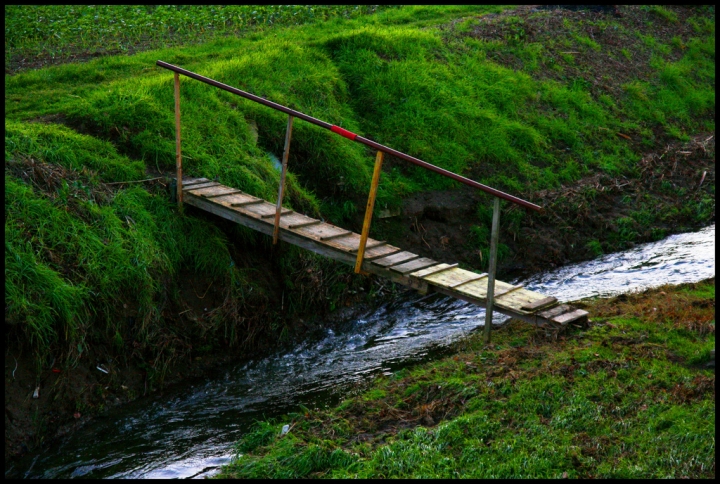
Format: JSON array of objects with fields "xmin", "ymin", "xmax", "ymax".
[{"xmin": 218, "ymin": 279, "xmax": 715, "ymax": 479}]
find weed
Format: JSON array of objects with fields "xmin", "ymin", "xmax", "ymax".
[
  {"xmin": 586, "ymin": 239, "xmax": 603, "ymax": 257},
  {"xmin": 649, "ymin": 6, "xmax": 679, "ymax": 24}
]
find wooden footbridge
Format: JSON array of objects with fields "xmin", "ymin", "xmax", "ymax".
[{"xmin": 157, "ymin": 61, "xmax": 588, "ymax": 338}]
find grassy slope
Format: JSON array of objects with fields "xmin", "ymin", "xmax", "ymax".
[
  {"xmin": 217, "ymin": 280, "xmax": 715, "ymax": 479},
  {"xmin": 3, "ymin": 4, "xmax": 715, "ymax": 459}
]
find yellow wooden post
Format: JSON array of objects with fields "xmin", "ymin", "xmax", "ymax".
[
  {"xmin": 273, "ymin": 115, "xmax": 294, "ymax": 244},
  {"xmin": 355, "ymin": 150, "xmax": 384, "ymax": 274},
  {"xmin": 174, "ymin": 72, "xmax": 183, "ymax": 209}
]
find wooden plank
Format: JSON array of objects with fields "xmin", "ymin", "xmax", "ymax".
[
  {"xmin": 192, "ymin": 185, "xmax": 239, "ymax": 197},
  {"xmin": 288, "ymin": 220, "xmax": 321, "ymax": 230},
  {"xmin": 182, "ymin": 178, "xmax": 210, "ymax": 186},
  {"xmin": 424, "ymin": 268, "xmax": 476, "ymax": 288},
  {"xmin": 411, "ymin": 263, "xmax": 457, "ymax": 279},
  {"xmin": 492, "ymin": 288, "xmax": 546, "ymax": 312},
  {"xmin": 328, "ymin": 233, "xmax": 362, "ymax": 251},
  {"xmin": 185, "ymin": 196, "xmax": 357, "ymax": 264},
  {"xmin": 350, "ymin": 240, "xmax": 386, "ymax": 253},
  {"xmin": 456, "ymin": 278, "xmax": 513, "ymax": 300},
  {"xmin": 372, "ymin": 251, "xmax": 418, "ymax": 268},
  {"xmin": 537, "ymin": 305, "xmax": 571, "ymax": 320},
  {"xmin": 202, "ymin": 189, "xmax": 244, "ymax": 199},
  {"xmin": 261, "ymin": 209, "xmax": 293, "ymax": 219},
  {"xmin": 390, "ymin": 257, "xmax": 437, "ymax": 275},
  {"xmin": 449, "ymin": 273, "xmax": 488, "ymax": 289},
  {"xmin": 521, "ymin": 296, "xmax": 558, "ymax": 311},
  {"xmin": 552, "ymin": 309, "xmax": 589, "ymax": 326},
  {"xmin": 231, "ymin": 199, "xmax": 264, "ymax": 207},
  {"xmin": 494, "ymin": 285, "xmax": 524, "ymax": 299},
  {"xmin": 364, "ymin": 246, "xmax": 401, "ymax": 261},
  {"xmin": 320, "ymin": 230, "xmax": 352, "ymax": 241},
  {"xmin": 185, "ymin": 182, "xmax": 220, "ymax": 191},
  {"xmin": 203, "ymin": 192, "xmax": 255, "ymax": 204},
  {"xmin": 272, "ymin": 212, "xmax": 305, "ymax": 223},
  {"xmin": 181, "ymin": 184, "xmax": 576, "ymax": 328},
  {"xmin": 296, "ymin": 223, "xmax": 348, "ymax": 240},
  {"xmin": 242, "ymin": 202, "xmax": 277, "ymax": 216}
]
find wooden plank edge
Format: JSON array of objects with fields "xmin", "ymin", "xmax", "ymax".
[
  {"xmin": 364, "ymin": 248, "xmax": 402, "ymax": 261},
  {"xmin": 289, "ymin": 220, "xmax": 322, "ymax": 229},
  {"xmin": 521, "ymin": 296, "xmax": 558, "ymax": 311},
  {"xmin": 261, "ymin": 210, "xmax": 294, "ymax": 219},
  {"xmin": 493, "ymin": 285, "xmax": 524, "ymax": 299},
  {"xmin": 552, "ymin": 309, "xmax": 589, "ymax": 326},
  {"xmin": 231, "ymin": 199, "xmax": 264, "ymax": 207},
  {"xmin": 320, "ymin": 231, "xmax": 353, "ymax": 241},
  {"xmin": 376, "ymin": 254, "xmax": 420, "ymax": 268},
  {"xmin": 350, "ymin": 240, "xmax": 387, "ymax": 253},
  {"xmin": 184, "ymin": 182, "xmax": 221, "ymax": 191},
  {"xmin": 391, "ymin": 259, "xmax": 438, "ymax": 275},
  {"xmin": 411, "ymin": 263, "xmax": 457, "ymax": 279},
  {"xmin": 181, "ymin": 178, "xmax": 211, "ymax": 186},
  {"xmin": 202, "ymin": 189, "xmax": 245, "ymax": 199},
  {"xmin": 449, "ymin": 273, "xmax": 488, "ymax": 289}
]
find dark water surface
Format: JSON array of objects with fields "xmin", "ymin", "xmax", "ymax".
[{"xmin": 7, "ymin": 225, "xmax": 714, "ymax": 479}]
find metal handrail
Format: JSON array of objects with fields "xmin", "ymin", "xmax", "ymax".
[{"xmin": 156, "ymin": 60, "xmax": 542, "ymax": 212}]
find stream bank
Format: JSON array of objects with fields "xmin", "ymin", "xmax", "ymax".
[
  {"xmin": 218, "ymin": 278, "xmax": 715, "ymax": 479},
  {"xmin": 6, "ymin": 224, "xmax": 714, "ymax": 478}
]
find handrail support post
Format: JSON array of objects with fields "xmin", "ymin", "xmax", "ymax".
[
  {"xmin": 174, "ymin": 72, "xmax": 183, "ymax": 209},
  {"xmin": 484, "ymin": 196, "xmax": 501, "ymax": 344},
  {"xmin": 355, "ymin": 150, "xmax": 384, "ymax": 273},
  {"xmin": 273, "ymin": 115, "xmax": 294, "ymax": 244}
]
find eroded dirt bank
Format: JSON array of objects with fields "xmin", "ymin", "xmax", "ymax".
[{"xmin": 377, "ymin": 133, "xmax": 714, "ymax": 281}]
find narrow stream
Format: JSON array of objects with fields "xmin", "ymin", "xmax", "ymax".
[{"xmin": 8, "ymin": 225, "xmax": 715, "ymax": 479}]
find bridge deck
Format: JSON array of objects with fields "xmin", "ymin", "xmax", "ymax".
[{"xmin": 180, "ymin": 178, "xmax": 588, "ymax": 328}]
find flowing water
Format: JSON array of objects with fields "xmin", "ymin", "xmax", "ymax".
[{"xmin": 7, "ymin": 225, "xmax": 715, "ymax": 479}]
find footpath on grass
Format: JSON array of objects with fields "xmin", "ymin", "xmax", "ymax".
[{"xmin": 217, "ymin": 279, "xmax": 715, "ymax": 479}]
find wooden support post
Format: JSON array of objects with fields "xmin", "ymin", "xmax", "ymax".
[
  {"xmin": 273, "ymin": 115, "xmax": 294, "ymax": 244},
  {"xmin": 174, "ymin": 72, "xmax": 183, "ymax": 209},
  {"xmin": 355, "ymin": 150, "xmax": 384, "ymax": 274},
  {"xmin": 484, "ymin": 197, "xmax": 500, "ymax": 344}
]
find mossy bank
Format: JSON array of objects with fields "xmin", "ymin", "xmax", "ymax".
[{"xmin": 5, "ymin": 5, "xmax": 715, "ymax": 463}]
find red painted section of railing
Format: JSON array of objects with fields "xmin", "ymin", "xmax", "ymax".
[
  {"xmin": 156, "ymin": 60, "xmax": 543, "ymax": 212},
  {"xmin": 331, "ymin": 125, "xmax": 358, "ymax": 141}
]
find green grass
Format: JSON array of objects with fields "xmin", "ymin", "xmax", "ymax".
[
  {"xmin": 6, "ymin": 5, "xmax": 714, "ymax": 203},
  {"xmin": 4, "ymin": 4, "xmax": 715, "ymax": 401},
  {"xmin": 4, "ymin": 160, "xmax": 238, "ymax": 370},
  {"xmin": 217, "ymin": 280, "xmax": 715, "ymax": 478}
]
